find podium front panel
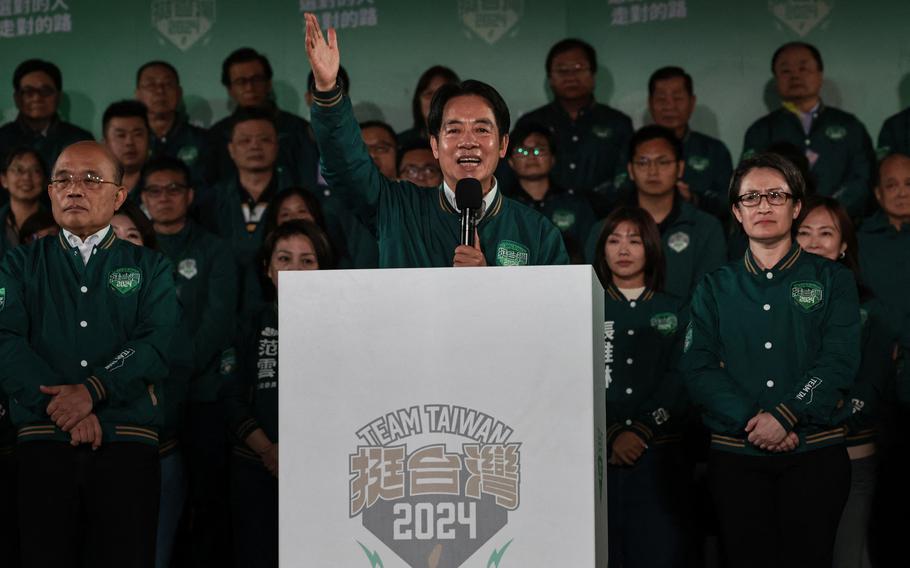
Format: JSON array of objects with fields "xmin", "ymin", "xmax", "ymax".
[{"xmin": 279, "ymin": 266, "xmax": 605, "ymax": 567}]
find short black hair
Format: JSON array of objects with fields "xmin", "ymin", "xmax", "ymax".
[
  {"xmin": 396, "ymin": 140, "xmax": 434, "ymax": 173},
  {"xmin": 729, "ymin": 152, "xmax": 807, "ymax": 207},
  {"xmin": 648, "ymin": 66, "xmax": 693, "ymax": 97},
  {"xmin": 307, "ymin": 66, "xmax": 350, "ymax": 94},
  {"xmin": 426, "ymin": 79, "xmax": 510, "ymax": 140},
  {"xmin": 13, "ymin": 59, "xmax": 62, "ymax": 92},
  {"xmin": 18, "ymin": 208, "xmax": 57, "ymax": 243},
  {"xmin": 263, "ymin": 186, "xmax": 327, "ymax": 236},
  {"xmin": 593, "ymin": 206, "xmax": 666, "ymax": 292},
  {"xmin": 627, "ymin": 125, "xmax": 682, "ymax": 162},
  {"xmin": 360, "ymin": 120, "xmax": 398, "ymax": 145},
  {"xmin": 259, "ymin": 219, "xmax": 336, "ymax": 300},
  {"xmin": 411, "ymin": 65, "xmax": 460, "ymax": 131},
  {"xmin": 102, "ymin": 100, "xmax": 150, "ymax": 135},
  {"xmin": 545, "ymin": 38, "xmax": 597, "ymax": 75},
  {"xmin": 507, "ymin": 121, "xmax": 557, "ymax": 158},
  {"xmin": 2, "ymin": 146, "xmax": 46, "ymax": 178},
  {"xmin": 140, "ymin": 155, "xmax": 192, "ymax": 189},
  {"xmin": 771, "ymin": 41, "xmax": 824, "ymax": 73},
  {"xmin": 228, "ymin": 106, "xmax": 277, "ymax": 139},
  {"xmin": 136, "ymin": 60, "xmax": 180, "ymax": 87},
  {"xmin": 221, "ymin": 47, "xmax": 273, "ymax": 87}
]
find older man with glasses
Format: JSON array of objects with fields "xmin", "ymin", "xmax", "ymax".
[
  {"xmin": 0, "ymin": 140, "xmax": 177, "ymax": 568},
  {"xmin": 0, "ymin": 59, "xmax": 93, "ymax": 174}
]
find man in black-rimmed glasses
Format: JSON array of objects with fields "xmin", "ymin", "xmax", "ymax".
[
  {"xmin": 0, "ymin": 140, "xmax": 177, "ymax": 567},
  {"xmin": 0, "ymin": 59, "xmax": 92, "ymax": 175}
]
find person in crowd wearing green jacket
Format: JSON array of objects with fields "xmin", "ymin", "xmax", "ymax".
[
  {"xmin": 857, "ymin": 152, "xmax": 910, "ymax": 339},
  {"xmin": 0, "ymin": 141, "xmax": 178, "ymax": 568},
  {"xmin": 197, "ymin": 107, "xmax": 294, "ymax": 312},
  {"xmin": 594, "ymin": 205, "xmax": 689, "ymax": 568},
  {"xmin": 796, "ymin": 196, "xmax": 895, "ymax": 568},
  {"xmin": 512, "ymin": 39, "xmax": 633, "ymax": 217},
  {"xmin": 397, "ymin": 65, "xmax": 461, "ymax": 150},
  {"xmin": 209, "ymin": 47, "xmax": 319, "ymax": 187},
  {"xmin": 102, "ymin": 100, "xmax": 151, "ymax": 197},
  {"xmin": 303, "ymin": 13, "xmax": 568, "ymax": 267},
  {"xmin": 877, "ymin": 107, "xmax": 910, "ymax": 159},
  {"xmin": 506, "ymin": 121, "xmax": 596, "ymax": 263},
  {"xmin": 741, "ymin": 42, "xmax": 874, "ymax": 217},
  {"xmin": 682, "ymin": 152, "xmax": 860, "ymax": 568},
  {"xmin": 0, "ymin": 147, "xmax": 46, "ymax": 259},
  {"xmin": 647, "ymin": 66, "xmax": 733, "ymax": 224},
  {"xmin": 141, "ymin": 156, "xmax": 238, "ymax": 568},
  {"xmin": 224, "ymin": 219, "xmax": 335, "ymax": 568},
  {"xmin": 0, "ymin": 59, "xmax": 92, "ymax": 173},
  {"xmin": 585, "ymin": 125, "xmax": 726, "ymax": 300},
  {"xmin": 135, "ymin": 61, "xmax": 215, "ymax": 188}
]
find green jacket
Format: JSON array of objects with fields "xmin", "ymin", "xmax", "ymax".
[
  {"xmin": 681, "ymin": 130, "xmax": 733, "ymax": 222},
  {"xmin": 585, "ymin": 196, "xmax": 726, "ymax": 301},
  {"xmin": 877, "ymin": 107, "xmax": 910, "ymax": 159},
  {"xmin": 149, "ymin": 113, "xmax": 215, "ymax": 187},
  {"xmin": 513, "ymin": 101, "xmax": 634, "ymax": 217},
  {"xmin": 157, "ymin": 221, "xmax": 237, "ymax": 402},
  {"xmin": 507, "ymin": 183, "xmax": 596, "ymax": 263},
  {"xmin": 310, "ymin": 94, "xmax": 569, "ymax": 267},
  {"xmin": 857, "ymin": 211, "xmax": 910, "ymax": 338},
  {"xmin": 603, "ymin": 285, "xmax": 688, "ymax": 449},
  {"xmin": 741, "ymin": 104, "xmax": 874, "ymax": 217},
  {"xmin": 316, "ymin": 187, "xmax": 379, "ymax": 269},
  {"xmin": 0, "ymin": 114, "xmax": 93, "ymax": 172},
  {"xmin": 0, "ymin": 229, "xmax": 178, "ymax": 445},
  {"xmin": 197, "ymin": 170, "xmax": 292, "ymax": 312},
  {"xmin": 0, "ymin": 204, "xmax": 15, "ymax": 260},
  {"xmin": 223, "ymin": 302, "xmax": 278, "ymax": 462},
  {"xmin": 682, "ymin": 243, "xmax": 860, "ymax": 456},
  {"xmin": 839, "ymin": 297, "xmax": 895, "ymax": 447},
  {"xmin": 209, "ymin": 105, "xmax": 319, "ymax": 188}
]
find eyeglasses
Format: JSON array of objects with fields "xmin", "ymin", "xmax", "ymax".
[
  {"xmin": 736, "ymin": 190, "xmax": 794, "ymax": 207},
  {"xmin": 144, "ymin": 183, "xmax": 190, "ymax": 198},
  {"xmin": 401, "ymin": 165, "xmax": 441, "ymax": 178},
  {"xmin": 632, "ymin": 157, "xmax": 677, "ymax": 170},
  {"xmin": 230, "ymin": 74, "xmax": 268, "ymax": 88},
  {"xmin": 18, "ymin": 86, "xmax": 57, "ymax": 99},
  {"xmin": 513, "ymin": 147, "xmax": 550, "ymax": 158},
  {"xmin": 49, "ymin": 173, "xmax": 120, "ymax": 191},
  {"xmin": 552, "ymin": 64, "xmax": 591, "ymax": 77}
]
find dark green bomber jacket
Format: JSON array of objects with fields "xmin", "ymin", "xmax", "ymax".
[
  {"xmin": 682, "ymin": 243, "xmax": 860, "ymax": 455},
  {"xmin": 310, "ymin": 92, "xmax": 569, "ymax": 268},
  {"xmin": 0, "ymin": 228, "xmax": 178, "ymax": 445},
  {"xmin": 603, "ymin": 285, "xmax": 689, "ymax": 449}
]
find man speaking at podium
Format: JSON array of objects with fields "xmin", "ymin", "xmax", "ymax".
[{"xmin": 304, "ymin": 13, "xmax": 568, "ymax": 268}]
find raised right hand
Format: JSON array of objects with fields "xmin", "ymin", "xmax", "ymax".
[{"xmin": 304, "ymin": 12, "xmax": 340, "ymax": 92}]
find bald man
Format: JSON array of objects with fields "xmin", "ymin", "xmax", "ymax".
[{"xmin": 0, "ymin": 141, "xmax": 177, "ymax": 568}]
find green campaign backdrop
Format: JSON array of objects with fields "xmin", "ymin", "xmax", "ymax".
[{"xmin": 1, "ymin": 0, "xmax": 908, "ymax": 158}]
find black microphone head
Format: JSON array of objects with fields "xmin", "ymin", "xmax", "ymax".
[{"xmin": 455, "ymin": 178, "xmax": 484, "ymax": 210}]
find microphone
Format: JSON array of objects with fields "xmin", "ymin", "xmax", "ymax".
[{"xmin": 455, "ymin": 178, "xmax": 483, "ymax": 247}]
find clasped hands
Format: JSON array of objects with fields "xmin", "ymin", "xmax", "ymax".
[
  {"xmin": 745, "ymin": 411, "xmax": 798, "ymax": 453},
  {"xmin": 39, "ymin": 384, "xmax": 100, "ymax": 449}
]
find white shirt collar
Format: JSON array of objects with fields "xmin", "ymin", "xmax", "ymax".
[
  {"xmin": 442, "ymin": 178, "xmax": 498, "ymax": 220},
  {"xmin": 62, "ymin": 225, "xmax": 110, "ymax": 265}
]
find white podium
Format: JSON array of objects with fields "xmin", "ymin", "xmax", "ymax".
[{"xmin": 279, "ymin": 266, "xmax": 606, "ymax": 567}]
